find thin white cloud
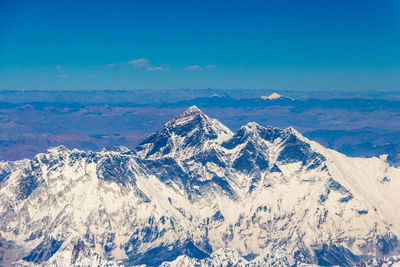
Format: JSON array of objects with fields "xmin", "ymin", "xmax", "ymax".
[
  {"xmin": 146, "ymin": 66, "xmax": 169, "ymax": 72},
  {"xmin": 183, "ymin": 65, "xmax": 201, "ymax": 71},
  {"xmin": 205, "ymin": 64, "xmax": 216, "ymax": 69},
  {"xmin": 126, "ymin": 58, "xmax": 150, "ymax": 68},
  {"xmin": 104, "ymin": 58, "xmax": 150, "ymax": 68}
]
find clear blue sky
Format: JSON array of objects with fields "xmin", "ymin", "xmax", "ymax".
[{"xmin": 0, "ymin": 0, "xmax": 399, "ymax": 90}]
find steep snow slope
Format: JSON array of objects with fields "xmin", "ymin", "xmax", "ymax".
[{"xmin": 0, "ymin": 106, "xmax": 400, "ymax": 266}]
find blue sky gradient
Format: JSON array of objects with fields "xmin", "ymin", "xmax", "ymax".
[{"xmin": 0, "ymin": 0, "xmax": 399, "ymax": 90}]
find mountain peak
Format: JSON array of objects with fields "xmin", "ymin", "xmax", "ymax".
[
  {"xmin": 261, "ymin": 93, "xmax": 282, "ymax": 100},
  {"xmin": 261, "ymin": 93, "xmax": 294, "ymax": 101},
  {"xmin": 46, "ymin": 145, "xmax": 69, "ymax": 154},
  {"xmin": 180, "ymin": 105, "xmax": 202, "ymax": 117},
  {"xmin": 243, "ymin": 121, "xmax": 262, "ymax": 130},
  {"xmin": 136, "ymin": 106, "xmax": 233, "ymax": 158},
  {"xmin": 168, "ymin": 105, "xmax": 204, "ymax": 126},
  {"xmin": 284, "ymin": 126, "xmax": 307, "ymax": 141}
]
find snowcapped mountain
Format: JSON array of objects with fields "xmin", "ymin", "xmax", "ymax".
[
  {"xmin": 260, "ymin": 93, "xmax": 294, "ymax": 101},
  {"xmin": 1, "ymin": 106, "xmax": 400, "ymax": 266}
]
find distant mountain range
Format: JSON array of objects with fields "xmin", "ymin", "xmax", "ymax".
[
  {"xmin": 1, "ymin": 90, "xmax": 399, "ymax": 165},
  {"xmin": 1, "ymin": 106, "xmax": 400, "ymax": 266}
]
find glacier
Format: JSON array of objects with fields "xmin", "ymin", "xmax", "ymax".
[{"xmin": 1, "ymin": 106, "xmax": 400, "ymax": 266}]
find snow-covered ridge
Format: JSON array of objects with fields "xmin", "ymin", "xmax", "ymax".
[{"xmin": 1, "ymin": 106, "xmax": 400, "ymax": 266}]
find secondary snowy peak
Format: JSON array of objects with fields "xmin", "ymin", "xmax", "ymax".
[
  {"xmin": 261, "ymin": 92, "xmax": 282, "ymax": 100},
  {"xmin": 261, "ymin": 92, "xmax": 294, "ymax": 101},
  {"xmin": 223, "ymin": 122, "xmax": 283, "ymax": 145},
  {"xmin": 136, "ymin": 106, "xmax": 233, "ymax": 159},
  {"xmin": 219, "ymin": 122, "xmax": 326, "ymax": 182}
]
